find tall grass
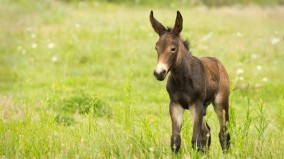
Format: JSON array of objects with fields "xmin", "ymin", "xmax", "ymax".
[{"xmin": 0, "ymin": 0, "xmax": 284, "ymax": 158}]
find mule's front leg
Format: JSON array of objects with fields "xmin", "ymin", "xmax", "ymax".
[
  {"xmin": 170, "ymin": 101, "xmax": 184, "ymax": 153},
  {"xmin": 190, "ymin": 103, "xmax": 211, "ymax": 152}
]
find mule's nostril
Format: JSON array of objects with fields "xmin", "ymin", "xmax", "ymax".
[{"xmin": 161, "ymin": 69, "xmax": 166, "ymax": 75}]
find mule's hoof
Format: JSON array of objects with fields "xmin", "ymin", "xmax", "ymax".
[
  {"xmin": 220, "ymin": 132, "xmax": 231, "ymax": 153},
  {"xmin": 171, "ymin": 144, "xmax": 180, "ymax": 153},
  {"xmin": 171, "ymin": 136, "xmax": 181, "ymax": 153}
]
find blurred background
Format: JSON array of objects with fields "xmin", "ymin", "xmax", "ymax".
[
  {"xmin": 0, "ymin": 0, "xmax": 283, "ymax": 158},
  {"xmin": 61, "ymin": 0, "xmax": 284, "ymax": 6}
]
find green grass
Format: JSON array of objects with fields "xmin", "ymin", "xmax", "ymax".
[{"xmin": 1, "ymin": 0, "xmax": 284, "ymax": 158}]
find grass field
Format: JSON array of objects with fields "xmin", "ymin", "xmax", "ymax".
[{"xmin": 0, "ymin": 0, "xmax": 284, "ymax": 158}]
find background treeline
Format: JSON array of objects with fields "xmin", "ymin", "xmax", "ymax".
[{"xmin": 60, "ymin": 0, "xmax": 284, "ymax": 7}]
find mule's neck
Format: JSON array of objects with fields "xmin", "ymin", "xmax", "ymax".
[{"xmin": 171, "ymin": 39, "xmax": 193, "ymax": 76}]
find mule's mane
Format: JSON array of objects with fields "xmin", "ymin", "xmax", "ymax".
[{"xmin": 166, "ymin": 27, "xmax": 190, "ymax": 53}]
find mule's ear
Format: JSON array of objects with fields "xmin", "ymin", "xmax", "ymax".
[
  {"xmin": 150, "ymin": 10, "xmax": 166, "ymax": 36},
  {"xmin": 173, "ymin": 11, "xmax": 183, "ymax": 35}
]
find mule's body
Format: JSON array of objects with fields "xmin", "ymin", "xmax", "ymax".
[
  {"xmin": 167, "ymin": 56, "xmax": 230, "ymax": 110},
  {"xmin": 150, "ymin": 11, "xmax": 231, "ymax": 152}
]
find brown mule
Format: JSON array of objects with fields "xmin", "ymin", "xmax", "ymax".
[{"xmin": 150, "ymin": 11, "xmax": 231, "ymax": 153}]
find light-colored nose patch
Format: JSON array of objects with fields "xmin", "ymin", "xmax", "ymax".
[{"xmin": 155, "ymin": 63, "xmax": 168, "ymax": 74}]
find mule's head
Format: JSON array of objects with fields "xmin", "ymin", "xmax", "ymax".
[{"xmin": 150, "ymin": 11, "xmax": 183, "ymax": 81}]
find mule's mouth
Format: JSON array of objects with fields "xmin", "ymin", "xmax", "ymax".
[{"xmin": 154, "ymin": 70, "xmax": 167, "ymax": 81}]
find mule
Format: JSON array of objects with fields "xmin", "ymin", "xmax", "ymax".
[{"xmin": 150, "ymin": 11, "xmax": 231, "ymax": 153}]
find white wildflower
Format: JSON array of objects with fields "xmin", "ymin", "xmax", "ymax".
[
  {"xmin": 31, "ymin": 33, "xmax": 36, "ymax": 39},
  {"xmin": 256, "ymin": 65, "xmax": 262, "ymax": 71},
  {"xmin": 262, "ymin": 77, "xmax": 268, "ymax": 82},
  {"xmin": 251, "ymin": 54, "xmax": 257, "ymax": 59},
  {"xmin": 31, "ymin": 43, "xmax": 37, "ymax": 49},
  {"xmin": 271, "ymin": 37, "xmax": 280, "ymax": 45},
  {"xmin": 236, "ymin": 69, "xmax": 244, "ymax": 75},
  {"xmin": 48, "ymin": 42, "xmax": 55, "ymax": 49},
  {"xmin": 239, "ymin": 76, "xmax": 244, "ymax": 81},
  {"xmin": 51, "ymin": 55, "xmax": 58, "ymax": 62},
  {"xmin": 236, "ymin": 32, "xmax": 242, "ymax": 37},
  {"xmin": 75, "ymin": 23, "xmax": 81, "ymax": 28}
]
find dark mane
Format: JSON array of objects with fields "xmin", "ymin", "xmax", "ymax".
[
  {"xmin": 166, "ymin": 27, "xmax": 190, "ymax": 52},
  {"xmin": 183, "ymin": 40, "xmax": 190, "ymax": 52}
]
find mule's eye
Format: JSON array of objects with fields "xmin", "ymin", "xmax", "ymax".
[{"xmin": 171, "ymin": 47, "xmax": 176, "ymax": 53}]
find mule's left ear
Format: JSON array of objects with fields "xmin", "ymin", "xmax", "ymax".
[{"xmin": 173, "ymin": 11, "xmax": 183, "ymax": 35}]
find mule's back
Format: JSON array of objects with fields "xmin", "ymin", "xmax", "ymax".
[{"xmin": 199, "ymin": 57, "xmax": 230, "ymax": 106}]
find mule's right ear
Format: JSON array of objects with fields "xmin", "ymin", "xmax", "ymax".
[
  {"xmin": 150, "ymin": 11, "xmax": 166, "ymax": 36},
  {"xmin": 173, "ymin": 11, "xmax": 183, "ymax": 35}
]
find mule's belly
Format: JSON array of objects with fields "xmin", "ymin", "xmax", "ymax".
[{"xmin": 203, "ymin": 93, "xmax": 215, "ymax": 107}]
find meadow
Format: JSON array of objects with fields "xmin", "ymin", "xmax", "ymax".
[{"xmin": 0, "ymin": 0, "xmax": 284, "ymax": 158}]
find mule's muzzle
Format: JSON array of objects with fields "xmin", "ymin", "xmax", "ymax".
[{"xmin": 154, "ymin": 69, "xmax": 167, "ymax": 81}]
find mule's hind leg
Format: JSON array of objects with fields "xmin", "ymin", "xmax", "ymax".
[
  {"xmin": 202, "ymin": 116, "xmax": 211, "ymax": 149},
  {"xmin": 201, "ymin": 117, "xmax": 211, "ymax": 150},
  {"xmin": 213, "ymin": 94, "xmax": 231, "ymax": 152}
]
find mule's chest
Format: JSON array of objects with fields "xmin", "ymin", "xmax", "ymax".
[
  {"xmin": 166, "ymin": 84, "xmax": 198, "ymax": 109},
  {"xmin": 171, "ymin": 91, "xmax": 192, "ymax": 109},
  {"xmin": 166, "ymin": 75, "xmax": 202, "ymax": 109}
]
